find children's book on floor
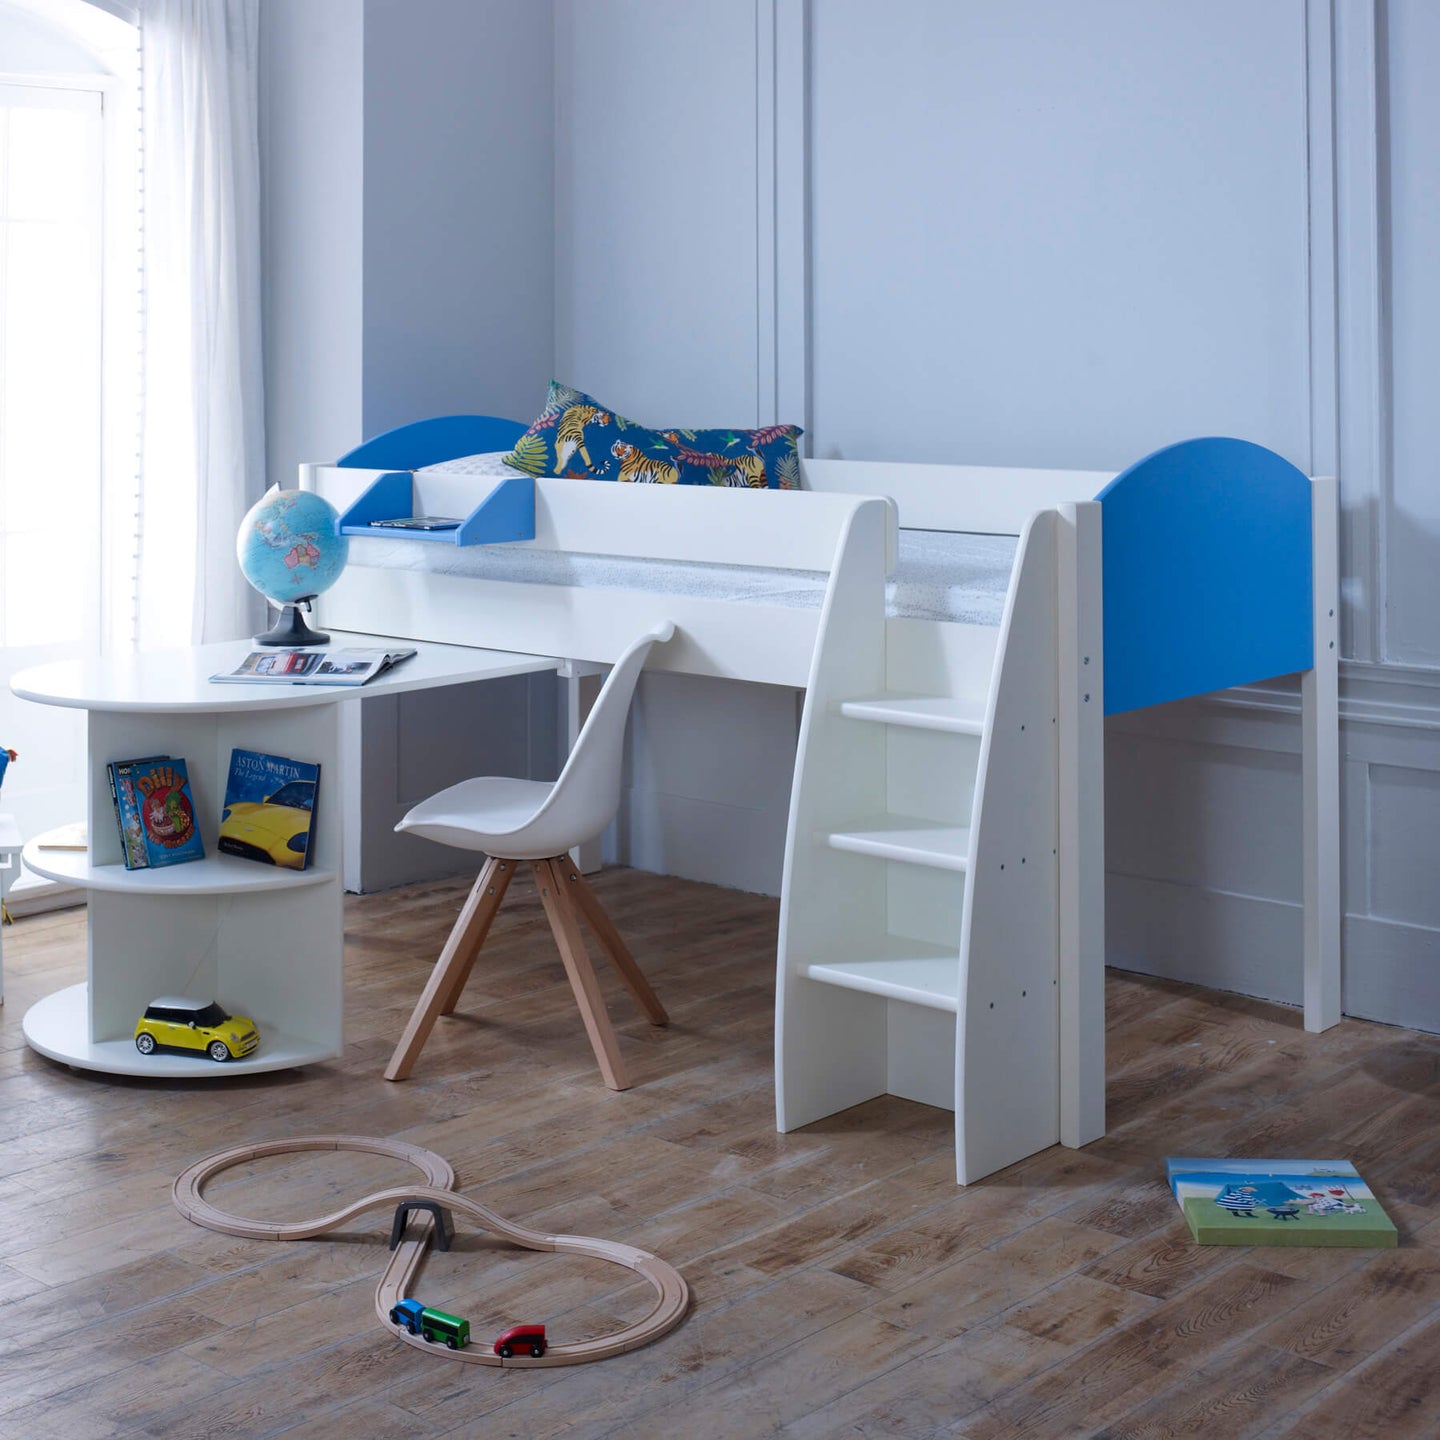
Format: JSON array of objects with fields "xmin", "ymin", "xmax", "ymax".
[
  {"xmin": 1166, "ymin": 1158, "xmax": 1397, "ymax": 1247},
  {"xmin": 217, "ymin": 748, "xmax": 320, "ymax": 871}
]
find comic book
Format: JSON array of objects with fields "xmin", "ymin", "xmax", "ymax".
[
  {"xmin": 128, "ymin": 757, "xmax": 206, "ymax": 868},
  {"xmin": 107, "ymin": 754, "xmax": 169, "ymax": 870}
]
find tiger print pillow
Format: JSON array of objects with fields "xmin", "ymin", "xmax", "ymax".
[
  {"xmin": 504, "ymin": 381, "xmax": 803, "ymax": 489},
  {"xmin": 502, "ymin": 381, "xmax": 635, "ymax": 479},
  {"xmin": 661, "ymin": 424, "xmax": 802, "ymax": 490}
]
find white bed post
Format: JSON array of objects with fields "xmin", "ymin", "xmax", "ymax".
[
  {"xmin": 1057, "ymin": 501, "xmax": 1106, "ymax": 1148},
  {"xmin": 1301, "ymin": 476, "xmax": 1341, "ymax": 1031}
]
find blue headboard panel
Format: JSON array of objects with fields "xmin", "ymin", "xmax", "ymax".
[
  {"xmin": 337, "ymin": 414, "xmax": 526, "ymax": 471},
  {"xmin": 1098, "ymin": 437, "xmax": 1313, "ymax": 716}
]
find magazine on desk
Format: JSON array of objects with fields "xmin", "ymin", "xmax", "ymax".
[{"xmin": 211, "ymin": 647, "xmax": 417, "ymax": 687}]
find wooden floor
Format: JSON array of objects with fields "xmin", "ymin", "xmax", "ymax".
[{"xmin": 1, "ymin": 867, "xmax": 1439, "ymax": 1439}]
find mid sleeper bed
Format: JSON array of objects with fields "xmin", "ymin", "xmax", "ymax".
[{"xmin": 305, "ymin": 421, "xmax": 1338, "ymax": 1185}]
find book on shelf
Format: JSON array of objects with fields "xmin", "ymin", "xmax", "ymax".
[
  {"xmin": 210, "ymin": 647, "xmax": 417, "ymax": 687},
  {"xmin": 107, "ymin": 754, "xmax": 169, "ymax": 870},
  {"xmin": 1166, "ymin": 1157, "xmax": 1397, "ymax": 1247},
  {"xmin": 36, "ymin": 821, "xmax": 88, "ymax": 851},
  {"xmin": 122, "ymin": 760, "xmax": 207, "ymax": 869},
  {"xmin": 217, "ymin": 748, "xmax": 320, "ymax": 871}
]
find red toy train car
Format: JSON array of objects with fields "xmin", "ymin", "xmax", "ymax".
[{"xmin": 494, "ymin": 1324, "xmax": 546, "ymax": 1358}]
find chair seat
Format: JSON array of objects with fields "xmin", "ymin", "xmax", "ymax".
[{"xmin": 397, "ymin": 775, "xmax": 563, "ymax": 858}]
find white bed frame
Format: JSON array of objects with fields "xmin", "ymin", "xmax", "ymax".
[{"xmin": 306, "ymin": 445, "xmax": 1339, "ymax": 1185}]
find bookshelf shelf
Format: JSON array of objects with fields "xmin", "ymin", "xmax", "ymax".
[{"xmin": 21, "ymin": 842, "xmax": 335, "ymax": 896}]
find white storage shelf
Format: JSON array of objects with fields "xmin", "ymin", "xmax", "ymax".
[{"xmin": 10, "ymin": 633, "xmax": 556, "ymax": 1079}]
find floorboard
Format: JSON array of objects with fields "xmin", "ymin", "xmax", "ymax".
[{"xmin": 0, "ymin": 868, "xmax": 1436, "ymax": 1439}]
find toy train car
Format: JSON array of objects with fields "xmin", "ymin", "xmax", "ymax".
[{"xmin": 389, "ymin": 1298, "xmax": 470, "ymax": 1349}]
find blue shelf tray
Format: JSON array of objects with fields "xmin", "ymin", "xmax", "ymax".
[{"xmin": 336, "ymin": 470, "xmax": 535, "ymax": 546}]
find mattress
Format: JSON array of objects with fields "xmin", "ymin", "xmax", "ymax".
[{"xmin": 343, "ymin": 453, "xmax": 1017, "ymax": 627}]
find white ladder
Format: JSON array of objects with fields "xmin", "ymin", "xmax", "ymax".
[{"xmin": 776, "ymin": 511, "xmax": 1064, "ymax": 1184}]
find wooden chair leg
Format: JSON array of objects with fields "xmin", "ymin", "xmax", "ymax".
[
  {"xmin": 557, "ymin": 864, "xmax": 668, "ymax": 1026},
  {"xmin": 384, "ymin": 856, "xmax": 512, "ymax": 1082},
  {"xmin": 438, "ymin": 858, "xmax": 514, "ymax": 1016},
  {"xmin": 531, "ymin": 859, "xmax": 629, "ymax": 1091}
]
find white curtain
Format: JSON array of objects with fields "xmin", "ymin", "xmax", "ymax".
[{"xmin": 138, "ymin": 0, "xmax": 264, "ymax": 647}]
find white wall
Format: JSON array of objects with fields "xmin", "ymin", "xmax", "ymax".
[
  {"xmin": 1383, "ymin": 0, "xmax": 1440, "ymax": 667},
  {"xmin": 553, "ymin": 0, "xmax": 760, "ymax": 425},
  {"xmin": 363, "ymin": 0, "xmax": 554, "ymax": 435},
  {"xmin": 261, "ymin": 0, "xmax": 554, "ymax": 484},
  {"xmin": 809, "ymin": 0, "xmax": 1311, "ymax": 471},
  {"xmin": 260, "ymin": 0, "xmax": 363, "ymax": 491}
]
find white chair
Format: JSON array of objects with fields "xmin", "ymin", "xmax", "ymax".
[{"xmin": 384, "ymin": 622, "xmax": 676, "ymax": 1089}]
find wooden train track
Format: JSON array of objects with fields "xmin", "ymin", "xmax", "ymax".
[{"xmin": 172, "ymin": 1134, "xmax": 689, "ymax": 1366}]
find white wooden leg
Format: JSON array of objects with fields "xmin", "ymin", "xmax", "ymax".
[
  {"xmin": 1302, "ymin": 476, "xmax": 1341, "ymax": 1032},
  {"xmin": 560, "ymin": 661, "xmax": 605, "ymax": 874},
  {"xmin": 1057, "ymin": 502, "xmax": 1106, "ymax": 1149}
]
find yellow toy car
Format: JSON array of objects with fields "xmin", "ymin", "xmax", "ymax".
[
  {"xmin": 217, "ymin": 778, "xmax": 316, "ymax": 869},
  {"xmin": 134, "ymin": 998, "xmax": 260, "ymax": 1062}
]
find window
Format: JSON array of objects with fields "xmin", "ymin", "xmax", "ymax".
[{"xmin": 0, "ymin": 2, "xmax": 139, "ymax": 880}]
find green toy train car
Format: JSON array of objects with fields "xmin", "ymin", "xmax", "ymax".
[{"xmin": 389, "ymin": 1298, "xmax": 470, "ymax": 1349}]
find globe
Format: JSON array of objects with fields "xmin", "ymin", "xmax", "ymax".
[{"xmin": 236, "ymin": 485, "xmax": 350, "ymax": 645}]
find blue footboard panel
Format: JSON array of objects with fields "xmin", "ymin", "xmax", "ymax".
[{"xmin": 1098, "ymin": 437, "xmax": 1313, "ymax": 717}]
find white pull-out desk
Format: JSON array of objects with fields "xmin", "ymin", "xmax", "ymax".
[{"xmin": 11, "ymin": 633, "xmax": 555, "ymax": 1076}]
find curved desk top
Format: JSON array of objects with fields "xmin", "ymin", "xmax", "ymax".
[{"xmin": 11, "ymin": 632, "xmax": 556, "ymax": 714}]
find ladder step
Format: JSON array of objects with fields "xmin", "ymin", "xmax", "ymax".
[
  {"xmin": 824, "ymin": 817, "xmax": 971, "ymax": 872},
  {"xmin": 837, "ymin": 694, "xmax": 986, "ymax": 735},
  {"xmin": 803, "ymin": 940, "xmax": 959, "ymax": 1011}
]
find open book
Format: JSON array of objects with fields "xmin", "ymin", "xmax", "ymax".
[{"xmin": 211, "ymin": 647, "xmax": 417, "ymax": 687}]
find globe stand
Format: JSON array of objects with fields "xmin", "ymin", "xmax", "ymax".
[{"xmin": 255, "ymin": 597, "xmax": 329, "ymax": 647}]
